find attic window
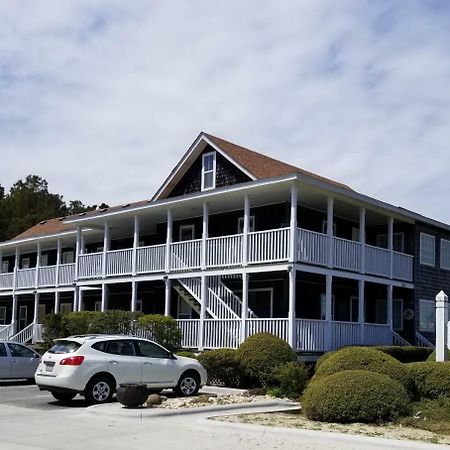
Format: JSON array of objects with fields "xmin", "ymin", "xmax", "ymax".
[{"xmin": 201, "ymin": 151, "xmax": 216, "ymax": 191}]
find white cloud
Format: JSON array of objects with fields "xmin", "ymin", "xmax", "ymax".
[{"xmin": 0, "ymin": 0, "xmax": 449, "ymax": 223}]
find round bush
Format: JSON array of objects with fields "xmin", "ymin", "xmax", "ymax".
[
  {"xmin": 176, "ymin": 351, "xmax": 197, "ymax": 359},
  {"xmin": 302, "ymin": 370, "xmax": 410, "ymax": 423},
  {"xmin": 237, "ymin": 333, "xmax": 297, "ymax": 386},
  {"xmin": 314, "ymin": 346, "xmax": 413, "ymax": 394},
  {"xmin": 270, "ymin": 361, "xmax": 309, "ymax": 399},
  {"xmin": 426, "ymin": 349, "xmax": 450, "ymax": 361},
  {"xmin": 408, "ymin": 361, "xmax": 450, "ymax": 399},
  {"xmin": 197, "ymin": 349, "xmax": 241, "ymax": 387},
  {"xmin": 314, "ymin": 350, "xmax": 336, "ymax": 372}
]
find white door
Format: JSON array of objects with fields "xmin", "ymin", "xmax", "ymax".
[
  {"xmin": 0, "ymin": 306, "xmax": 6, "ymax": 325},
  {"xmin": 179, "ymin": 225, "xmax": 195, "ymax": 241},
  {"xmin": 18, "ymin": 306, "xmax": 27, "ymax": 331},
  {"xmin": 38, "ymin": 304, "xmax": 46, "ymax": 324},
  {"xmin": 104, "ymin": 339, "xmax": 143, "ymax": 384}
]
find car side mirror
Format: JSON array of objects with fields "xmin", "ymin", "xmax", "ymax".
[
  {"xmin": 33, "ymin": 353, "xmax": 40, "ymax": 358},
  {"xmin": 168, "ymin": 352, "xmax": 177, "ymax": 360}
]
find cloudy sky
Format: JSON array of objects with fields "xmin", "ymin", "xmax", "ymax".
[{"xmin": 0, "ymin": 1, "xmax": 449, "ymax": 222}]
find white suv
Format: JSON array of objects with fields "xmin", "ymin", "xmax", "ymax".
[{"xmin": 35, "ymin": 335, "xmax": 207, "ymax": 404}]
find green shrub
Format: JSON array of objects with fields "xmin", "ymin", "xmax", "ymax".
[
  {"xmin": 314, "ymin": 350, "xmax": 336, "ymax": 372},
  {"xmin": 375, "ymin": 346, "xmax": 433, "ymax": 363},
  {"xmin": 197, "ymin": 349, "xmax": 241, "ymax": 387},
  {"xmin": 426, "ymin": 349, "xmax": 450, "ymax": 361},
  {"xmin": 314, "ymin": 346, "xmax": 413, "ymax": 395},
  {"xmin": 269, "ymin": 361, "xmax": 309, "ymax": 399},
  {"xmin": 408, "ymin": 361, "xmax": 450, "ymax": 399},
  {"xmin": 176, "ymin": 351, "xmax": 197, "ymax": 359},
  {"xmin": 88, "ymin": 310, "xmax": 142, "ymax": 335},
  {"xmin": 41, "ymin": 314, "xmax": 67, "ymax": 351},
  {"xmin": 302, "ymin": 370, "xmax": 410, "ymax": 423},
  {"xmin": 61, "ymin": 311, "xmax": 100, "ymax": 336},
  {"xmin": 138, "ymin": 314, "xmax": 182, "ymax": 352},
  {"xmin": 237, "ymin": 333, "xmax": 297, "ymax": 387}
]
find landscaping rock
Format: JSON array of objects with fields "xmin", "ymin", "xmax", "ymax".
[{"xmin": 146, "ymin": 394, "xmax": 162, "ymax": 406}]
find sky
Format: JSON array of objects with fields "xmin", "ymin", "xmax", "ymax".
[{"xmin": 0, "ymin": 1, "xmax": 449, "ymax": 223}]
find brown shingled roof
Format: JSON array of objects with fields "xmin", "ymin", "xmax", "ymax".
[{"xmin": 13, "ymin": 218, "xmax": 76, "ymax": 240}]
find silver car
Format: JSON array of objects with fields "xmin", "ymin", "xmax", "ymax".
[{"xmin": 0, "ymin": 341, "xmax": 41, "ymax": 380}]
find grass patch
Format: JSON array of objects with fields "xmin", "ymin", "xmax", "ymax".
[{"xmin": 399, "ymin": 398, "xmax": 450, "ymax": 435}]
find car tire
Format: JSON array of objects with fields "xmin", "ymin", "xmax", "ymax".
[
  {"xmin": 174, "ymin": 371, "xmax": 200, "ymax": 397},
  {"xmin": 51, "ymin": 392, "xmax": 76, "ymax": 403},
  {"xmin": 85, "ymin": 376, "xmax": 114, "ymax": 405}
]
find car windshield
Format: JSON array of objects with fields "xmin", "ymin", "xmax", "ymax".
[{"xmin": 48, "ymin": 340, "xmax": 82, "ymax": 354}]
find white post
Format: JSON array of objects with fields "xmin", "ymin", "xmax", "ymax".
[
  {"xmin": 13, "ymin": 247, "xmax": 20, "ymax": 290},
  {"xmin": 242, "ymin": 196, "xmax": 250, "ymax": 266},
  {"xmin": 201, "ymin": 202, "xmax": 209, "ymax": 270},
  {"xmin": 0, "ymin": 250, "xmax": 2, "ymax": 274},
  {"xmin": 359, "ymin": 207, "xmax": 366, "ymax": 274},
  {"xmin": 436, "ymin": 290, "xmax": 448, "ymax": 362},
  {"xmin": 11, "ymin": 294, "xmax": 17, "ymax": 334},
  {"xmin": 165, "ymin": 210, "xmax": 173, "ymax": 272},
  {"xmin": 164, "ymin": 278, "xmax": 171, "ymax": 316},
  {"xmin": 358, "ymin": 279, "xmax": 365, "ymax": 344},
  {"xmin": 75, "ymin": 227, "xmax": 82, "ymax": 281},
  {"xmin": 241, "ymin": 272, "xmax": 249, "ymax": 343},
  {"xmin": 325, "ymin": 274, "xmax": 333, "ymax": 350},
  {"xmin": 74, "ymin": 286, "xmax": 80, "ymax": 312},
  {"xmin": 327, "ymin": 197, "xmax": 334, "ymax": 268},
  {"xmin": 290, "ymin": 185, "xmax": 298, "ymax": 263},
  {"xmin": 32, "ymin": 291, "xmax": 39, "ymax": 343},
  {"xmin": 102, "ymin": 221, "xmax": 110, "ymax": 278},
  {"xmin": 54, "ymin": 291, "xmax": 60, "ymax": 314},
  {"xmin": 132, "ymin": 215, "xmax": 140, "ymax": 276},
  {"xmin": 131, "ymin": 280, "xmax": 137, "ymax": 312},
  {"xmin": 288, "ymin": 268, "xmax": 297, "ymax": 349},
  {"xmin": 387, "ymin": 284, "xmax": 393, "ymax": 331},
  {"xmin": 198, "ymin": 275, "xmax": 207, "ymax": 351},
  {"xmin": 55, "ymin": 238, "xmax": 62, "ymax": 286},
  {"xmin": 35, "ymin": 242, "xmax": 41, "ymax": 288},
  {"xmin": 388, "ymin": 217, "xmax": 394, "ymax": 279}
]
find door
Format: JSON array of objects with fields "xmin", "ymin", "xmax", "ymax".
[
  {"xmin": 7, "ymin": 343, "xmax": 39, "ymax": 379},
  {"xmin": 18, "ymin": 306, "xmax": 27, "ymax": 331},
  {"xmin": 179, "ymin": 225, "xmax": 195, "ymax": 242},
  {"xmin": 0, "ymin": 343, "xmax": 11, "ymax": 378},
  {"xmin": 0, "ymin": 306, "xmax": 6, "ymax": 325},
  {"xmin": 38, "ymin": 304, "xmax": 46, "ymax": 324},
  {"xmin": 104, "ymin": 340, "xmax": 143, "ymax": 384},
  {"xmin": 136, "ymin": 340, "xmax": 178, "ymax": 387}
]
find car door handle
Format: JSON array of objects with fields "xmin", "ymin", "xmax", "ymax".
[
  {"xmin": 144, "ymin": 362, "xmax": 152, "ymax": 366},
  {"xmin": 108, "ymin": 360, "xmax": 119, "ymax": 365}
]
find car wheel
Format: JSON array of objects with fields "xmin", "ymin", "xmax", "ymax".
[
  {"xmin": 174, "ymin": 371, "xmax": 200, "ymax": 397},
  {"xmin": 51, "ymin": 392, "xmax": 76, "ymax": 403},
  {"xmin": 85, "ymin": 376, "xmax": 114, "ymax": 405}
]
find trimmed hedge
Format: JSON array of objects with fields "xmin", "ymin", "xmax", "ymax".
[
  {"xmin": 314, "ymin": 346, "xmax": 414, "ymax": 395},
  {"xmin": 197, "ymin": 349, "xmax": 241, "ymax": 387},
  {"xmin": 270, "ymin": 361, "xmax": 309, "ymax": 399},
  {"xmin": 137, "ymin": 314, "xmax": 182, "ymax": 352},
  {"xmin": 302, "ymin": 370, "xmax": 410, "ymax": 423},
  {"xmin": 237, "ymin": 333, "xmax": 297, "ymax": 386},
  {"xmin": 176, "ymin": 351, "xmax": 197, "ymax": 359},
  {"xmin": 408, "ymin": 361, "xmax": 450, "ymax": 399},
  {"xmin": 314, "ymin": 350, "xmax": 336, "ymax": 371},
  {"xmin": 375, "ymin": 346, "xmax": 433, "ymax": 363},
  {"xmin": 426, "ymin": 349, "xmax": 450, "ymax": 361}
]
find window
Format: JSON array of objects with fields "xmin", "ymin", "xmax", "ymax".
[
  {"xmin": 0, "ymin": 306, "xmax": 6, "ymax": 325},
  {"xmin": 332, "ymin": 296, "xmax": 359, "ymax": 322},
  {"xmin": 420, "ymin": 299, "xmax": 435, "ymax": 332},
  {"xmin": 1, "ymin": 261, "xmax": 9, "ymax": 273},
  {"xmin": 179, "ymin": 224, "xmax": 195, "ymax": 241},
  {"xmin": 441, "ymin": 239, "xmax": 450, "ymax": 270},
  {"xmin": 376, "ymin": 233, "xmax": 405, "ymax": 253},
  {"xmin": 136, "ymin": 299, "xmax": 143, "ymax": 312},
  {"xmin": 393, "ymin": 299, "xmax": 403, "ymax": 331},
  {"xmin": 62, "ymin": 251, "xmax": 74, "ymax": 264},
  {"xmin": 94, "ymin": 301, "xmax": 102, "ymax": 312},
  {"xmin": 7, "ymin": 343, "xmax": 35, "ymax": 358},
  {"xmin": 135, "ymin": 340, "xmax": 170, "ymax": 358},
  {"xmin": 201, "ymin": 152, "xmax": 216, "ymax": 190},
  {"xmin": 40, "ymin": 254, "xmax": 49, "ymax": 266},
  {"xmin": 375, "ymin": 299, "xmax": 387, "ymax": 324},
  {"xmin": 38, "ymin": 304, "xmax": 46, "ymax": 324},
  {"xmin": 420, "ymin": 233, "xmax": 435, "ymax": 266},
  {"xmin": 60, "ymin": 303, "xmax": 72, "ymax": 314},
  {"xmin": 48, "ymin": 340, "xmax": 81, "ymax": 354},
  {"xmin": 322, "ymin": 220, "xmax": 336, "ymax": 236},
  {"xmin": 237, "ymin": 216, "xmax": 255, "ymax": 234},
  {"xmin": 105, "ymin": 340, "xmax": 136, "ymax": 356},
  {"xmin": 0, "ymin": 343, "xmax": 6, "ymax": 357},
  {"xmin": 177, "ymin": 296, "xmax": 192, "ymax": 319},
  {"xmin": 21, "ymin": 257, "xmax": 30, "ymax": 269}
]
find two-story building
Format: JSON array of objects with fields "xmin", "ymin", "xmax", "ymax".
[{"xmin": 0, "ymin": 132, "xmax": 447, "ymax": 353}]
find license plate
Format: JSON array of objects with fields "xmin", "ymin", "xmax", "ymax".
[{"xmin": 45, "ymin": 363, "xmax": 54, "ymax": 373}]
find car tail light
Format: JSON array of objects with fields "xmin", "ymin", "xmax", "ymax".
[{"xmin": 60, "ymin": 356, "xmax": 84, "ymax": 366}]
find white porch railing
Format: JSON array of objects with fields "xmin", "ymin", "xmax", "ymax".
[
  {"xmin": 415, "ymin": 332, "xmax": 435, "ymax": 348},
  {"xmin": 0, "ymin": 323, "xmax": 14, "ymax": 340},
  {"xmin": 137, "ymin": 245, "xmax": 165, "ymax": 273},
  {"xmin": 16, "ymin": 268, "xmax": 36, "ymax": 289},
  {"xmin": 392, "ymin": 330, "xmax": 411, "ymax": 346},
  {"xmin": 106, "ymin": 249, "xmax": 133, "ymax": 276},
  {"xmin": 0, "ymin": 272, "xmax": 14, "ymax": 290},
  {"xmin": 248, "ymin": 228, "xmax": 290, "ymax": 263},
  {"xmin": 170, "ymin": 240, "xmax": 202, "ymax": 271},
  {"xmin": 38, "ymin": 266, "xmax": 57, "ymax": 287},
  {"xmin": 177, "ymin": 319, "xmax": 200, "ymax": 348},
  {"xmin": 202, "ymin": 319, "xmax": 241, "ymax": 349},
  {"xmin": 247, "ymin": 318, "xmax": 289, "ymax": 341},
  {"xmin": 393, "ymin": 252, "xmax": 413, "ymax": 281},
  {"xmin": 206, "ymin": 234, "xmax": 243, "ymax": 267},
  {"xmin": 78, "ymin": 253, "xmax": 103, "ymax": 279},
  {"xmin": 297, "ymin": 228, "xmax": 328, "ymax": 266},
  {"xmin": 333, "ymin": 238, "xmax": 361, "ymax": 272},
  {"xmin": 10, "ymin": 322, "xmax": 35, "ymax": 344},
  {"xmin": 331, "ymin": 320, "xmax": 361, "ymax": 348},
  {"xmin": 296, "ymin": 319, "xmax": 327, "ymax": 352},
  {"xmin": 364, "ymin": 323, "xmax": 392, "ymax": 345},
  {"xmin": 365, "ymin": 245, "xmax": 390, "ymax": 278},
  {"xmin": 59, "ymin": 263, "xmax": 75, "ymax": 285}
]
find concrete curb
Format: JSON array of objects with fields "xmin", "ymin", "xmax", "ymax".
[{"xmin": 87, "ymin": 399, "xmax": 299, "ymax": 419}]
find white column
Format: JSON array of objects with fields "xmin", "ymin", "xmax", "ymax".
[
  {"xmin": 387, "ymin": 284, "xmax": 393, "ymax": 329},
  {"xmin": 325, "ymin": 274, "xmax": 333, "ymax": 350},
  {"xmin": 165, "ymin": 210, "xmax": 173, "ymax": 273},
  {"xmin": 101, "ymin": 283, "xmax": 108, "ymax": 312},
  {"xmin": 0, "ymin": 250, "xmax": 2, "ymax": 274},
  {"xmin": 240, "ymin": 272, "xmax": 249, "ymax": 343},
  {"xmin": 54, "ymin": 291, "xmax": 60, "ymax": 314},
  {"xmin": 436, "ymin": 290, "xmax": 448, "ymax": 362},
  {"xmin": 290, "ymin": 185, "xmax": 298, "ymax": 263},
  {"xmin": 75, "ymin": 227, "xmax": 82, "ymax": 281},
  {"xmin": 11, "ymin": 294, "xmax": 17, "ymax": 333},
  {"xmin": 358, "ymin": 279, "xmax": 365, "ymax": 344},
  {"xmin": 74, "ymin": 286, "xmax": 80, "ymax": 312},
  {"xmin": 164, "ymin": 278, "xmax": 171, "ymax": 316},
  {"xmin": 198, "ymin": 275, "xmax": 207, "ymax": 350},
  {"xmin": 201, "ymin": 202, "xmax": 209, "ymax": 270},
  {"xmin": 35, "ymin": 242, "xmax": 41, "ymax": 289},
  {"xmin": 388, "ymin": 217, "xmax": 394, "ymax": 279},
  {"xmin": 13, "ymin": 247, "xmax": 20, "ymax": 290},
  {"xmin": 242, "ymin": 196, "xmax": 250, "ymax": 266},
  {"xmin": 327, "ymin": 197, "xmax": 334, "ymax": 268},
  {"xmin": 102, "ymin": 221, "xmax": 110, "ymax": 278},
  {"xmin": 32, "ymin": 292, "xmax": 39, "ymax": 343},
  {"xmin": 132, "ymin": 215, "xmax": 140, "ymax": 276},
  {"xmin": 359, "ymin": 207, "xmax": 366, "ymax": 274},
  {"xmin": 288, "ymin": 268, "xmax": 297, "ymax": 349},
  {"xmin": 55, "ymin": 239, "xmax": 62, "ymax": 286},
  {"xmin": 131, "ymin": 280, "xmax": 137, "ymax": 312}
]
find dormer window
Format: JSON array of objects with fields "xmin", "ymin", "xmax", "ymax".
[{"xmin": 201, "ymin": 152, "xmax": 216, "ymax": 190}]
